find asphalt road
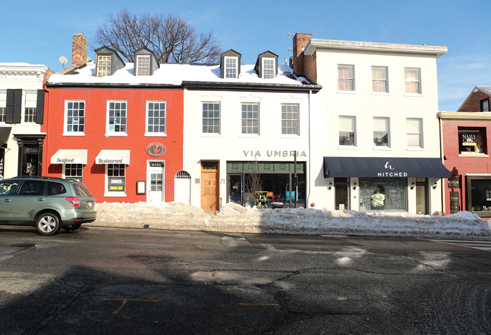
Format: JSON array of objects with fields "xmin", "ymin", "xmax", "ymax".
[{"xmin": 0, "ymin": 225, "xmax": 490, "ymax": 334}]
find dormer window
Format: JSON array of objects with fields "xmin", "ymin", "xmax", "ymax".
[
  {"xmin": 481, "ymin": 98, "xmax": 489, "ymax": 112},
  {"xmin": 225, "ymin": 57, "xmax": 238, "ymax": 78},
  {"xmin": 97, "ymin": 55, "xmax": 111, "ymax": 77},
  {"xmin": 262, "ymin": 58, "xmax": 275, "ymax": 79},
  {"xmin": 136, "ymin": 55, "xmax": 150, "ymax": 76}
]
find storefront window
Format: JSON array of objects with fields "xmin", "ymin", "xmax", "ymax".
[
  {"xmin": 459, "ymin": 128, "xmax": 486, "ymax": 154},
  {"xmin": 107, "ymin": 164, "xmax": 125, "ymax": 193},
  {"xmin": 359, "ymin": 178, "xmax": 406, "ymax": 211},
  {"xmin": 468, "ymin": 177, "xmax": 491, "ymax": 215}
]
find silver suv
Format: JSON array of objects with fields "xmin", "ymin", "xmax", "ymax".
[{"xmin": 0, "ymin": 176, "xmax": 97, "ymax": 236}]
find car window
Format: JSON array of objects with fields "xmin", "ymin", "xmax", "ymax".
[
  {"xmin": 0, "ymin": 180, "xmax": 21, "ymax": 196},
  {"xmin": 18, "ymin": 180, "xmax": 46, "ymax": 196},
  {"xmin": 48, "ymin": 182, "xmax": 67, "ymax": 196},
  {"xmin": 74, "ymin": 183, "xmax": 93, "ymax": 198}
]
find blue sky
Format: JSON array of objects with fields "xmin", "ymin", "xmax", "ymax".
[{"xmin": 1, "ymin": 0, "xmax": 490, "ymax": 111}]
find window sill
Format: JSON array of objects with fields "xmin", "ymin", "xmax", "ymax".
[
  {"xmin": 338, "ymin": 145, "xmax": 358, "ymax": 150},
  {"xmin": 239, "ymin": 134, "xmax": 260, "ymax": 138},
  {"xmin": 200, "ymin": 133, "xmax": 221, "ymax": 137},
  {"xmin": 63, "ymin": 133, "xmax": 85, "ymax": 136},
  {"xmin": 105, "ymin": 133, "xmax": 128, "ymax": 137},
  {"xmin": 373, "ymin": 146, "xmax": 392, "ymax": 150},
  {"xmin": 279, "ymin": 135, "xmax": 300, "ymax": 139},
  {"xmin": 406, "ymin": 147, "xmax": 425, "ymax": 151},
  {"xmin": 371, "ymin": 92, "xmax": 390, "ymax": 96},
  {"xmin": 104, "ymin": 193, "xmax": 127, "ymax": 197},
  {"xmin": 404, "ymin": 93, "xmax": 423, "ymax": 97},
  {"xmin": 144, "ymin": 133, "xmax": 167, "ymax": 137},
  {"xmin": 458, "ymin": 153, "xmax": 489, "ymax": 158},
  {"xmin": 337, "ymin": 90, "xmax": 356, "ymax": 94}
]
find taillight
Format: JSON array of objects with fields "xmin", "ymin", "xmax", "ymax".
[{"xmin": 66, "ymin": 196, "xmax": 80, "ymax": 207}]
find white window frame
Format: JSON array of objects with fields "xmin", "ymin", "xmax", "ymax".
[
  {"xmin": 337, "ymin": 65, "xmax": 355, "ymax": 93},
  {"xmin": 407, "ymin": 118, "xmax": 424, "ymax": 149},
  {"xmin": 262, "ymin": 58, "xmax": 275, "ymax": 79},
  {"xmin": 373, "ymin": 117, "xmax": 390, "ymax": 149},
  {"xmin": 405, "ymin": 68, "xmax": 421, "ymax": 95},
  {"xmin": 339, "ymin": 115, "xmax": 356, "ymax": 148},
  {"xmin": 371, "ymin": 66, "xmax": 388, "ymax": 94},
  {"xmin": 145, "ymin": 101, "xmax": 167, "ymax": 136},
  {"xmin": 63, "ymin": 163, "xmax": 84, "ymax": 183},
  {"xmin": 241, "ymin": 103, "xmax": 260, "ymax": 135},
  {"xmin": 224, "ymin": 56, "xmax": 238, "ymax": 79},
  {"xmin": 104, "ymin": 163, "xmax": 126, "ymax": 197},
  {"xmin": 97, "ymin": 55, "xmax": 111, "ymax": 77},
  {"xmin": 0, "ymin": 90, "xmax": 6, "ymax": 124},
  {"xmin": 23, "ymin": 91, "xmax": 37, "ymax": 124},
  {"xmin": 63, "ymin": 100, "xmax": 85, "ymax": 136},
  {"xmin": 136, "ymin": 55, "xmax": 150, "ymax": 76},
  {"xmin": 202, "ymin": 102, "xmax": 221, "ymax": 135},
  {"xmin": 106, "ymin": 100, "xmax": 128, "ymax": 137},
  {"xmin": 281, "ymin": 104, "xmax": 300, "ymax": 136}
]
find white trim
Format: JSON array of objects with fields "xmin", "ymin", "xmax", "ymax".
[
  {"xmin": 136, "ymin": 55, "xmax": 150, "ymax": 76},
  {"xmin": 337, "ymin": 64, "xmax": 355, "ymax": 92},
  {"xmin": 262, "ymin": 57, "xmax": 276, "ymax": 79},
  {"xmin": 64, "ymin": 100, "xmax": 86, "ymax": 136},
  {"xmin": 104, "ymin": 163, "xmax": 126, "ymax": 197},
  {"xmin": 224, "ymin": 56, "xmax": 238, "ymax": 79},
  {"xmin": 106, "ymin": 100, "xmax": 128, "ymax": 136},
  {"xmin": 144, "ymin": 101, "xmax": 167, "ymax": 136}
]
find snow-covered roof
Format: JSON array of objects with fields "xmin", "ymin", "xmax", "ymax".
[
  {"xmin": 476, "ymin": 86, "xmax": 491, "ymax": 95},
  {"xmin": 47, "ymin": 61, "xmax": 315, "ymax": 88}
]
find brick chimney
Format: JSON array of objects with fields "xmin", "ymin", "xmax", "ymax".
[
  {"xmin": 71, "ymin": 33, "xmax": 87, "ymax": 66},
  {"xmin": 292, "ymin": 33, "xmax": 312, "ymax": 76}
]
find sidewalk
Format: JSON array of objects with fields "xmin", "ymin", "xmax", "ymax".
[{"xmin": 85, "ymin": 202, "xmax": 491, "ymax": 240}]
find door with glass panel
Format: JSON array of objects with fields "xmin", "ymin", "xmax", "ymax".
[
  {"xmin": 201, "ymin": 161, "xmax": 219, "ymax": 210},
  {"xmin": 147, "ymin": 161, "xmax": 164, "ymax": 203},
  {"xmin": 228, "ymin": 174, "xmax": 243, "ymax": 205},
  {"xmin": 416, "ymin": 178, "xmax": 428, "ymax": 214}
]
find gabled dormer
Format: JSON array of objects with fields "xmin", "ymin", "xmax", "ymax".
[
  {"xmin": 220, "ymin": 49, "xmax": 241, "ymax": 79},
  {"xmin": 134, "ymin": 47, "xmax": 159, "ymax": 76},
  {"xmin": 254, "ymin": 51, "xmax": 278, "ymax": 79},
  {"xmin": 94, "ymin": 46, "xmax": 125, "ymax": 77}
]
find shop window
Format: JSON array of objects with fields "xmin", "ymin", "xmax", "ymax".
[
  {"xmin": 241, "ymin": 103, "xmax": 259, "ymax": 134},
  {"xmin": 359, "ymin": 178, "xmax": 407, "ymax": 211},
  {"xmin": 339, "ymin": 116, "xmax": 355, "ymax": 146},
  {"xmin": 467, "ymin": 176, "xmax": 491, "ymax": 217},
  {"xmin": 373, "ymin": 117, "xmax": 389, "ymax": 147},
  {"xmin": 458, "ymin": 127, "xmax": 486, "ymax": 154},
  {"xmin": 106, "ymin": 164, "xmax": 126, "ymax": 194},
  {"xmin": 64, "ymin": 163, "xmax": 83, "ymax": 183}
]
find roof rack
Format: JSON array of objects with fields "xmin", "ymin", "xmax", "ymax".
[{"xmin": 11, "ymin": 176, "xmax": 66, "ymax": 181}]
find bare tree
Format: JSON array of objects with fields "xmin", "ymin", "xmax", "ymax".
[
  {"xmin": 93, "ymin": 10, "xmax": 222, "ymax": 64},
  {"xmin": 245, "ymin": 161, "xmax": 263, "ymax": 207}
]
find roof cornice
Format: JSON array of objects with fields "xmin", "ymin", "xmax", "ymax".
[
  {"xmin": 0, "ymin": 64, "xmax": 49, "ymax": 80},
  {"xmin": 439, "ymin": 111, "xmax": 491, "ymax": 120},
  {"xmin": 182, "ymin": 81, "xmax": 322, "ymax": 93},
  {"xmin": 45, "ymin": 82, "xmax": 183, "ymax": 89},
  {"xmin": 304, "ymin": 39, "xmax": 447, "ymax": 58}
]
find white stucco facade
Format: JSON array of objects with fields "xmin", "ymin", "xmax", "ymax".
[
  {"xmin": 0, "ymin": 63, "xmax": 48, "ymax": 179},
  {"xmin": 301, "ymin": 38, "xmax": 448, "ymax": 214}
]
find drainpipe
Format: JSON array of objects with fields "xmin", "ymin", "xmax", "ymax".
[
  {"xmin": 307, "ymin": 89, "xmax": 312, "ymax": 207},
  {"xmin": 439, "ymin": 115, "xmax": 446, "ymax": 214}
]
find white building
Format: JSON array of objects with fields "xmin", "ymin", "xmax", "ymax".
[
  {"xmin": 292, "ymin": 34, "xmax": 450, "ymax": 214},
  {"xmin": 0, "ymin": 63, "xmax": 49, "ymax": 179},
  {"xmin": 182, "ymin": 50, "xmax": 321, "ymax": 210}
]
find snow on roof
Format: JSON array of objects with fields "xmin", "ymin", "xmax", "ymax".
[
  {"xmin": 477, "ymin": 86, "xmax": 491, "ymax": 95},
  {"xmin": 48, "ymin": 61, "xmax": 310, "ymax": 86}
]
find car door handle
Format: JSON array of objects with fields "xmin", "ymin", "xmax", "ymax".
[
  {"xmin": 36, "ymin": 198, "xmax": 46, "ymax": 202},
  {"xmin": 2, "ymin": 199, "xmax": 11, "ymax": 203}
]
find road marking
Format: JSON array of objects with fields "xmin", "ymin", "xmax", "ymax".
[
  {"xmin": 430, "ymin": 240, "xmax": 491, "ymax": 252},
  {"xmin": 103, "ymin": 298, "xmax": 159, "ymax": 314}
]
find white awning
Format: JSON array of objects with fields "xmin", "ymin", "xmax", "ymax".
[
  {"xmin": 51, "ymin": 149, "xmax": 87, "ymax": 165},
  {"xmin": 95, "ymin": 150, "xmax": 130, "ymax": 165}
]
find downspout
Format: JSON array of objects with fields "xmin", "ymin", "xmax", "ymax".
[
  {"xmin": 307, "ymin": 89, "xmax": 312, "ymax": 206},
  {"xmin": 439, "ymin": 114, "xmax": 446, "ymax": 214}
]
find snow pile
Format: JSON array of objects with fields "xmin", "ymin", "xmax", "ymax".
[{"xmin": 86, "ymin": 202, "xmax": 491, "ymax": 240}]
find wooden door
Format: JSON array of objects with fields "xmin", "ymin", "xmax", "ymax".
[{"xmin": 201, "ymin": 161, "xmax": 219, "ymax": 210}]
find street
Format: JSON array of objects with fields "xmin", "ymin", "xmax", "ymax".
[{"xmin": 0, "ymin": 225, "xmax": 490, "ymax": 334}]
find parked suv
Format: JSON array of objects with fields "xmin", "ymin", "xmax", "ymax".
[{"xmin": 0, "ymin": 176, "xmax": 97, "ymax": 236}]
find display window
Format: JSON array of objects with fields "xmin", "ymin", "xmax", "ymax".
[
  {"xmin": 458, "ymin": 127, "xmax": 486, "ymax": 154},
  {"xmin": 359, "ymin": 178, "xmax": 407, "ymax": 211},
  {"xmin": 466, "ymin": 176, "xmax": 491, "ymax": 217}
]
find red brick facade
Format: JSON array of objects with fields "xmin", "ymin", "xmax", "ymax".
[
  {"xmin": 457, "ymin": 88, "xmax": 491, "ymax": 112},
  {"xmin": 71, "ymin": 33, "xmax": 87, "ymax": 67}
]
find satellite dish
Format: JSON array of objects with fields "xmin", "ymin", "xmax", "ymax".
[{"xmin": 59, "ymin": 56, "xmax": 68, "ymax": 68}]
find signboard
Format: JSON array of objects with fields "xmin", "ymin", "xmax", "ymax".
[
  {"xmin": 448, "ymin": 177, "xmax": 460, "ymax": 189},
  {"xmin": 149, "ymin": 162, "xmax": 164, "ymax": 167},
  {"xmin": 450, "ymin": 191, "xmax": 460, "ymax": 214},
  {"xmin": 109, "ymin": 178, "xmax": 125, "ymax": 191}
]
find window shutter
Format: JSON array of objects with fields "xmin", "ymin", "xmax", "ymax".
[
  {"xmin": 36, "ymin": 89, "xmax": 45, "ymax": 124},
  {"xmin": 5, "ymin": 89, "xmax": 14, "ymax": 124},
  {"xmin": 12, "ymin": 89, "xmax": 22, "ymax": 124}
]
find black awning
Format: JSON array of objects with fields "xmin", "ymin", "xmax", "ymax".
[
  {"xmin": 323, "ymin": 157, "xmax": 452, "ymax": 178},
  {"xmin": 0, "ymin": 127, "xmax": 11, "ymax": 148}
]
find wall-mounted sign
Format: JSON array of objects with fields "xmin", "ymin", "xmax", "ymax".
[
  {"xmin": 149, "ymin": 162, "xmax": 164, "ymax": 167},
  {"xmin": 146, "ymin": 142, "xmax": 166, "ymax": 157},
  {"xmin": 448, "ymin": 177, "xmax": 460, "ymax": 188},
  {"xmin": 243, "ymin": 150, "xmax": 307, "ymax": 158}
]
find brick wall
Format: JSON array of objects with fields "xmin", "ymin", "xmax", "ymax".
[
  {"xmin": 71, "ymin": 33, "xmax": 87, "ymax": 67},
  {"xmin": 457, "ymin": 89, "xmax": 491, "ymax": 112},
  {"xmin": 293, "ymin": 33, "xmax": 312, "ymax": 76}
]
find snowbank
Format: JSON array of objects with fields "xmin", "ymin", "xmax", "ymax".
[{"xmin": 86, "ymin": 202, "xmax": 491, "ymax": 240}]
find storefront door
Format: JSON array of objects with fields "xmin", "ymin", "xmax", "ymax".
[
  {"xmin": 147, "ymin": 161, "xmax": 164, "ymax": 203},
  {"xmin": 335, "ymin": 178, "xmax": 349, "ymax": 210},
  {"xmin": 416, "ymin": 182, "xmax": 428, "ymax": 214},
  {"xmin": 201, "ymin": 161, "xmax": 219, "ymax": 210},
  {"xmin": 228, "ymin": 174, "xmax": 242, "ymax": 205}
]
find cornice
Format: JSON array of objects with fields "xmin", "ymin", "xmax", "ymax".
[
  {"xmin": 0, "ymin": 64, "xmax": 49, "ymax": 80},
  {"xmin": 439, "ymin": 111, "xmax": 491, "ymax": 120}
]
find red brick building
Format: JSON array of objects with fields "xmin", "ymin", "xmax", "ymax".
[
  {"xmin": 440, "ymin": 86, "xmax": 491, "ymax": 217},
  {"xmin": 42, "ymin": 37, "xmax": 184, "ymax": 204}
]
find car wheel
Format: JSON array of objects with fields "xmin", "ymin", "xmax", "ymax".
[
  {"xmin": 62, "ymin": 223, "xmax": 81, "ymax": 232},
  {"xmin": 36, "ymin": 213, "xmax": 61, "ymax": 236}
]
